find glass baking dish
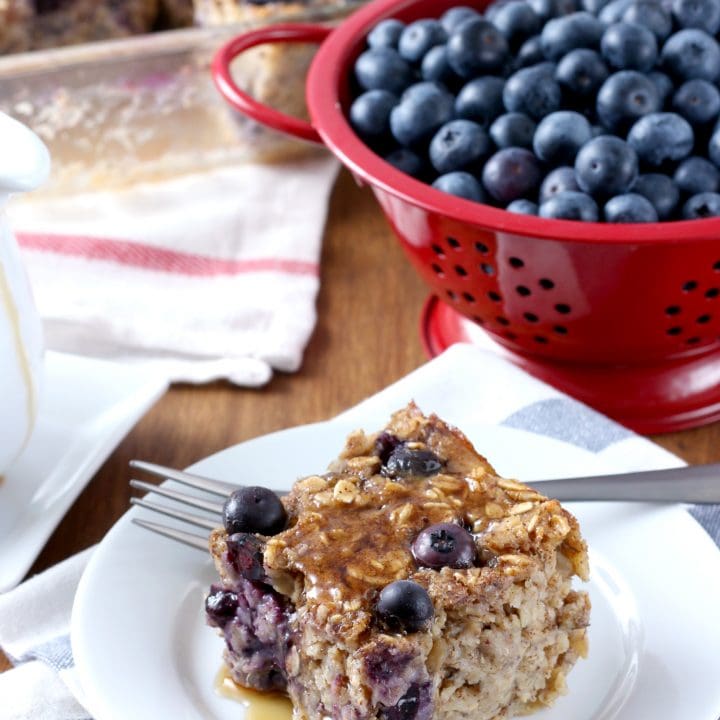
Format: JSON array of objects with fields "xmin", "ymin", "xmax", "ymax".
[{"xmin": 0, "ymin": 5, "xmax": 357, "ymax": 197}]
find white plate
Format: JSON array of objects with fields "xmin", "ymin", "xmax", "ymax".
[
  {"xmin": 0, "ymin": 351, "xmax": 167, "ymax": 592},
  {"xmin": 72, "ymin": 420, "xmax": 720, "ymax": 720}
]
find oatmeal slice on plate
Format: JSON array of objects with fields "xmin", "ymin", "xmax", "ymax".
[{"xmin": 206, "ymin": 403, "xmax": 590, "ymax": 720}]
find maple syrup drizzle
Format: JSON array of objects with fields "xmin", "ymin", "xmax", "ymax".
[{"xmin": 215, "ymin": 667, "xmax": 293, "ymax": 720}]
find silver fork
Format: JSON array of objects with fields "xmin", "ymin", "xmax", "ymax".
[{"xmin": 128, "ymin": 459, "xmax": 720, "ymax": 551}]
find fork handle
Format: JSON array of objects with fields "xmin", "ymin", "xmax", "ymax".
[{"xmin": 529, "ymin": 463, "xmax": 720, "ymax": 504}]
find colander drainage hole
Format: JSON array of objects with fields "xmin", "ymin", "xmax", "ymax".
[
  {"xmin": 516, "ymin": 285, "xmax": 531, "ymax": 296},
  {"xmin": 509, "ymin": 257, "xmax": 525, "ymax": 268},
  {"xmin": 496, "ymin": 316, "xmax": 510, "ymax": 326},
  {"xmin": 432, "ymin": 244, "xmax": 445, "ymax": 257},
  {"xmin": 475, "ymin": 242, "xmax": 489, "ymax": 254},
  {"xmin": 698, "ymin": 314, "xmax": 712, "ymax": 324},
  {"xmin": 553, "ymin": 325, "xmax": 568, "ymax": 334},
  {"xmin": 455, "ymin": 265, "xmax": 468, "ymax": 277},
  {"xmin": 447, "ymin": 290, "xmax": 458, "ymax": 301},
  {"xmin": 539, "ymin": 278, "xmax": 555, "ymax": 290},
  {"xmin": 473, "ymin": 315, "xmax": 485, "ymax": 325},
  {"xmin": 431, "ymin": 263, "xmax": 444, "ymax": 276},
  {"xmin": 683, "ymin": 280, "xmax": 698, "ymax": 292},
  {"xmin": 667, "ymin": 327, "xmax": 683, "ymax": 336},
  {"xmin": 463, "ymin": 292, "xmax": 476, "ymax": 303},
  {"xmin": 555, "ymin": 303, "xmax": 572, "ymax": 314},
  {"xmin": 504, "ymin": 331, "xmax": 517, "ymax": 340},
  {"xmin": 480, "ymin": 263, "xmax": 495, "ymax": 276},
  {"xmin": 447, "ymin": 237, "xmax": 461, "ymax": 249},
  {"xmin": 524, "ymin": 312, "xmax": 539, "ymax": 323},
  {"xmin": 687, "ymin": 337, "xmax": 701, "ymax": 344},
  {"xmin": 665, "ymin": 305, "xmax": 681, "ymax": 315},
  {"xmin": 488, "ymin": 291, "xmax": 502, "ymax": 302},
  {"xmin": 713, "ymin": 260, "xmax": 720, "ymax": 271},
  {"xmin": 534, "ymin": 336, "xmax": 548, "ymax": 343},
  {"xmin": 707, "ymin": 288, "xmax": 720, "ymax": 298}
]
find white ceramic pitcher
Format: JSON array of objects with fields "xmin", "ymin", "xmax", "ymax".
[{"xmin": 0, "ymin": 113, "xmax": 50, "ymax": 474}]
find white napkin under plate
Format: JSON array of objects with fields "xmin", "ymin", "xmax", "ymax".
[
  {"xmin": 1, "ymin": 343, "xmax": 718, "ymax": 719},
  {"xmin": 8, "ymin": 156, "xmax": 339, "ymax": 387}
]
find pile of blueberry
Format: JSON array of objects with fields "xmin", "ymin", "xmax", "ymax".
[{"xmin": 349, "ymin": 0, "xmax": 720, "ymax": 222}]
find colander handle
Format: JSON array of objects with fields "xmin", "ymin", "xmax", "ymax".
[{"xmin": 211, "ymin": 23, "xmax": 332, "ymax": 145}]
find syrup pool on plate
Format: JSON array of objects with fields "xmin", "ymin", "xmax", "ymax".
[{"xmin": 215, "ymin": 666, "xmax": 292, "ymax": 720}]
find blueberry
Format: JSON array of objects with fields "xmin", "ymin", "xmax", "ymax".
[
  {"xmin": 516, "ymin": 35, "xmax": 545, "ymax": 67},
  {"xmin": 447, "ymin": 18, "xmax": 510, "ymax": 77},
  {"xmin": 622, "ymin": 1, "xmax": 672, "ymax": 43},
  {"xmin": 672, "ymin": 79, "xmax": 720, "ymax": 125},
  {"xmin": 604, "ymin": 193, "xmax": 659, "ymax": 221},
  {"xmin": 672, "ymin": 0, "xmax": 720, "ymax": 33},
  {"xmin": 540, "ymin": 12, "xmax": 604, "ymax": 61},
  {"xmin": 682, "ymin": 192, "xmax": 720, "ymax": 218},
  {"xmin": 709, "ymin": 126, "xmax": 720, "ymax": 167},
  {"xmin": 533, "ymin": 110, "xmax": 592, "ymax": 165},
  {"xmin": 223, "ymin": 486, "xmax": 287, "ymax": 536},
  {"xmin": 503, "ymin": 64, "xmax": 562, "ymax": 119},
  {"xmin": 575, "ymin": 135, "xmax": 638, "ymax": 197},
  {"xmin": 539, "ymin": 166, "xmax": 580, "ymax": 202},
  {"xmin": 398, "ymin": 19, "xmax": 447, "ymax": 63},
  {"xmin": 507, "ymin": 198, "xmax": 540, "ymax": 213},
  {"xmin": 647, "ymin": 70, "xmax": 674, "ymax": 105},
  {"xmin": 599, "ymin": 0, "xmax": 633, "ymax": 23},
  {"xmin": 374, "ymin": 431, "xmax": 402, "ymax": 464},
  {"xmin": 674, "ymin": 156, "xmax": 720, "ymax": 195},
  {"xmin": 661, "ymin": 29, "xmax": 720, "ymax": 83},
  {"xmin": 376, "ymin": 580, "xmax": 434, "ymax": 632},
  {"xmin": 455, "ymin": 77, "xmax": 506, "ymax": 126},
  {"xmin": 383, "ymin": 445, "xmax": 444, "ymax": 477},
  {"xmin": 490, "ymin": 112, "xmax": 537, "ymax": 148},
  {"xmin": 380, "ymin": 683, "xmax": 432, "ymax": 720},
  {"xmin": 601, "ymin": 22, "xmax": 658, "ymax": 72},
  {"xmin": 384, "ymin": 148, "xmax": 425, "ymax": 177},
  {"xmin": 440, "ymin": 5, "xmax": 480, "ymax": 32},
  {"xmin": 596, "ymin": 71, "xmax": 660, "ymax": 133},
  {"xmin": 390, "ymin": 82, "xmax": 455, "ymax": 146},
  {"xmin": 421, "ymin": 45, "xmax": 458, "ymax": 85},
  {"xmin": 492, "ymin": 1, "xmax": 542, "ymax": 47},
  {"xmin": 205, "ymin": 586, "xmax": 238, "ymax": 624},
  {"xmin": 429, "ymin": 120, "xmax": 493, "ymax": 174},
  {"xmin": 539, "ymin": 190, "xmax": 600, "ymax": 219},
  {"xmin": 367, "ymin": 19, "xmax": 405, "ymax": 49},
  {"xmin": 349, "ymin": 90, "xmax": 398, "ymax": 138},
  {"xmin": 226, "ymin": 532, "xmax": 266, "ymax": 581},
  {"xmin": 482, "ymin": 147, "xmax": 544, "ymax": 203},
  {"xmin": 555, "ymin": 49, "xmax": 609, "ymax": 99},
  {"xmin": 626, "ymin": 112, "xmax": 694, "ymax": 166},
  {"xmin": 355, "ymin": 48, "xmax": 414, "ymax": 95},
  {"xmin": 528, "ymin": 0, "xmax": 579, "ymax": 20},
  {"xmin": 432, "ymin": 172, "xmax": 486, "ymax": 201},
  {"xmin": 632, "ymin": 173, "xmax": 680, "ymax": 218},
  {"xmin": 412, "ymin": 523, "xmax": 476, "ymax": 569}
]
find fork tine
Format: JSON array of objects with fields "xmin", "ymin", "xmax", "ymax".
[
  {"xmin": 130, "ymin": 479, "xmax": 224, "ymax": 515},
  {"xmin": 130, "ymin": 497, "xmax": 218, "ymax": 531},
  {"xmin": 131, "ymin": 518, "xmax": 208, "ymax": 552},
  {"xmin": 129, "ymin": 459, "xmax": 236, "ymax": 496}
]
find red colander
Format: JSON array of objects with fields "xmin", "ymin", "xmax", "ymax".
[{"xmin": 212, "ymin": 0, "xmax": 720, "ymax": 433}]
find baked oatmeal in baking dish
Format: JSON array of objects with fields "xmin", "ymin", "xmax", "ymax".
[{"xmin": 206, "ymin": 403, "xmax": 590, "ymax": 720}]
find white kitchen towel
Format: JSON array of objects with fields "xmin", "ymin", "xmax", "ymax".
[
  {"xmin": 8, "ymin": 155, "xmax": 339, "ymax": 387},
  {"xmin": 1, "ymin": 344, "xmax": 718, "ymax": 719}
]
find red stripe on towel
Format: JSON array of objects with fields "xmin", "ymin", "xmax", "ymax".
[{"xmin": 17, "ymin": 232, "xmax": 320, "ymax": 278}]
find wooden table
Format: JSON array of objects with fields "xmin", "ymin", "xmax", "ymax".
[{"xmin": 2, "ymin": 169, "xmax": 720, "ymax": 673}]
